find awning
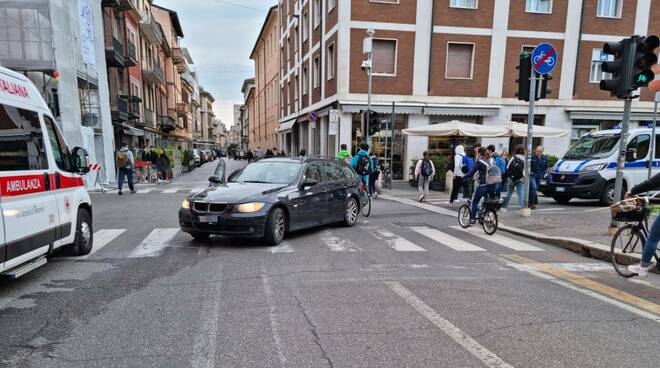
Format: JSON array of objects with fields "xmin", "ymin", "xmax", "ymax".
[
  {"xmin": 122, "ymin": 125, "xmax": 144, "ymax": 137},
  {"xmin": 500, "ymin": 122, "xmax": 570, "ymax": 138},
  {"xmin": 566, "ymin": 107, "xmax": 656, "ymax": 121},
  {"xmin": 340, "ymin": 102, "xmax": 424, "ymax": 115},
  {"xmin": 278, "ymin": 119, "xmax": 296, "ymax": 133},
  {"xmin": 403, "ymin": 120, "xmax": 509, "ymax": 137},
  {"xmin": 423, "ymin": 105, "xmax": 500, "ymax": 117}
]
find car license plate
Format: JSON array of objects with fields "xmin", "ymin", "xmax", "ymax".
[
  {"xmin": 198, "ymin": 215, "xmax": 219, "ymax": 224},
  {"xmin": 556, "ymin": 187, "xmax": 565, "ymax": 192}
]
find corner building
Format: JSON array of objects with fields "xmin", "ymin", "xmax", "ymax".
[{"xmin": 278, "ymin": 0, "xmax": 660, "ymax": 180}]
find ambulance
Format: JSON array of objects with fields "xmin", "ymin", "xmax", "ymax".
[{"xmin": 0, "ymin": 66, "xmax": 93, "ymax": 278}]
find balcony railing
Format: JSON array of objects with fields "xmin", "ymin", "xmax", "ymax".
[
  {"xmin": 124, "ymin": 95, "xmax": 141, "ymax": 120},
  {"xmin": 111, "ymin": 96, "xmax": 129, "ymax": 123},
  {"xmin": 172, "ymin": 48, "xmax": 184, "ymax": 65},
  {"xmin": 105, "ymin": 37, "xmax": 125, "ymax": 68},
  {"xmin": 159, "ymin": 115, "xmax": 176, "ymax": 133},
  {"xmin": 125, "ymin": 40, "xmax": 138, "ymax": 67},
  {"xmin": 142, "ymin": 60, "xmax": 165, "ymax": 84},
  {"xmin": 139, "ymin": 12, "xmax": 163, "ymax": 44},
  {"xmin": 140, "ymin": 108, "xmax": 156, "ymax": 127}
]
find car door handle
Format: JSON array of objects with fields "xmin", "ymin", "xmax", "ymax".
[{"xmin": 43, "ymin": 173, "xmax": 51, "ymax": 191}]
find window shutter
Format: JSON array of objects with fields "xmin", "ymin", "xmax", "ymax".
[
  {"xmin": 446, "ymin": 43, "xmax": 473, "ymax": 79},
  {"xmin": 372, "ymin": 40, "xmax": 396, "ymax": 74}
]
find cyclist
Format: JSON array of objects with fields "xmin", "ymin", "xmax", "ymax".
[
  {"xmin": 351, "ymin": 143, "xmax": 374, "ymax": 194},
  {"xmin": 463, "ymin": 147, "xmax": 497, "ymax": 224},
  {"xmin": 626, "ymin": 173, "xmax": 660, "ymax": 276},
  {"xmin": 337, "ymin": 144, "xmax": 352, "ymax": 164}
]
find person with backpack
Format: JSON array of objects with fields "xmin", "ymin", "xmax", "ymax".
[
  {"xmin": 502, "ymin": 144, "xmax": 527, "ymax": 210},
  {"xmin": 350, "ymin": 143, "xmax": 374, "ymax": 194},
  {"xmin": 415, "ymin": 151, "xmax": 435, "ymax": 202},
  {"xmin": 463, "ymin": 147, "xmax": 500, "ymax": 223},
  {"xmin": 529, "ymin": 145, "xmax": 548, "ymax": 209},
  {"xmin": 450, "ymin": 145, "xmax": 471, "ymax": 206},
  {"xmin": 487, "ymin": 145, "xmax": 507, "ymax": 198},
  {"xmin": 369, "ymin": 152, "xmax": 380, "ymax": 198},
  {"xmin": 116, "ymin": 143, "xmax": 136, "ymax": 195},
  {"xmin": 337, "ymin": 144, "xmax": 352, "ymax": 164}
]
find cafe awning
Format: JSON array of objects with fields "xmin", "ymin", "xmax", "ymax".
[
  {"xmin": 278, "ymin": 119, "xmax": 296, "ymax": 133},
  {"xmin": 403, "ymin": 120, "xmax": 509, "ymax": 137},
  {"xmin": 502, "ymin": 122, "xmax": 570, "ymax": 138}
]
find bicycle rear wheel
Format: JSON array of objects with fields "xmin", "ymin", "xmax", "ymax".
[
  {"xmin": 458, "ymin": 205, "xmax": 471, "ymax": 228},
  {"xmin": 361, "ymin": 193, "xmax": 371, "ymax": 217},
  {"xmin": 610, "ymin": 224, "xmax": 646, "ymax": 278},
  {"xmin": 482, "ymin": 210, "xmax": 498, "ymax": 235}
]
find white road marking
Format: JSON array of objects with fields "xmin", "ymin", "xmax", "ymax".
[
  {"xmin": 78, "ymin": 229, "xmax": 126, "ymax": 259},
  {"xmin": 137, "ymin": 188, "xmax": 153, "ymax": 194},
  {"xmin": 387, "ymin": 282, "xmax": 515, "ymax": 368},
  {"xmin": 320, "ymin": 230, "xmax": 358, "ymax": 252},
  {"xmin": 191, "ymin": 187, "xmax": 207, "ymax": 193},
  {"xmin": 191, "ymin": 265, "xmax": 222, "ymax": 368},
  {"xmin": 450, "ymin": 226, "xmax": 543, "ymax": 252},
  {"xmin": 505, "ymin": 261, "xmax": 660, "ymax": 324},
  {"xmin": 269, "ymin": 242, "xmax": 295, "ymax": 253},
  {"xmin": 410, "ymin": 227, "xmax": 486, "ymax": 252},
  {"xmin": 628, "ymin": 278, "xmax": 660, "ymax": 290},
  {"xmin": 379, "ymin": 194, "xmax": 456, "ymax": 216},
  {"xmin": 106, "ymin": 190, "xmax": 119, "ymax": 194},
  {"xmin": 162, "ymin": 187, "xmax": 181, "ymax": 194},
  {"xmin": 128, "ymin": 229, "xmax": 180, "ymax": 258},
  {"xmin": 261, "ymin": 271, "xmax": 287, "ymax": 367},
  {"xmin": 366, "ymin": 227, "xmax": 427, "ymax": 252},
  {"xmin": 551, "ymin": 263, "xmax": 614, "ymax": 272}
]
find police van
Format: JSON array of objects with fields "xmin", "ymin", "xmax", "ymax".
[
  {"xmin": 545, "ymin": 127, "xmax": 658, "ymax": 205},
  {"xmin": 0, "ymin": 66, "xmax": 93, "ymax": 278}
]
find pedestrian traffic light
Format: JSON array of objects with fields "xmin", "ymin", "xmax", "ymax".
[
  {"xmin": 538, "ymin": 73, "xmax": 552, "ymax": 100},
  {"xmin": 368, "ymin": 112, "xmax": 381, "ymax": 136},
  {"xmin": 600, "ymin": 38, "xmax": 633, "ymax": 98},
  {"xmin": 516, "ymin": 52, "xmax": 531, "ymax": 101},
  {"xmin": 630, "ymin": 35, "xmax": 659, "ymax": 90}
]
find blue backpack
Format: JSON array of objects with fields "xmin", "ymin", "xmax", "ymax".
[
  {"xmin": 461, "ymin": 155, "xmax": 474, "ymax": 174},
  {"xmin": 494, "ymin": 155, "xmax": 507, "ymax": 176}
]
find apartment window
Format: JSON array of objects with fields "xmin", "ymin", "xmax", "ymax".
[
  {"xmin": 372, "ymin": 39, "xmax": 397, "ymax": 76},
  {"xmin": 328, "ymin": 0, "xmax": 336, "ymax": 12},
  {"xmin": 446, "ymin": 42, "xmax": 474, "ymax": 79},
  {"xmin": 327, "ymin": 43, "xmax": 335, "ymax": 80},
  {"xmin": 313, "ymin": 0, "xmax": 321, "ymax": 28},
  {"xmin": 590, "ymin": 49, "xmax": 613, "ymax": 83},
  {"xmin": 286, "ymin": 37, "xmax": 290, "ymax": 61},
  {"xmin": 313, "ymin": 56, "xmax": 320, "ymax": 88},
  {"xmin": 295, "ymin": 75, "xmax": 299, "ymax": 102},
  {"xmin": 450, "ymin": 0, "xmax": 477, "ymax": 9},
  {"xmin": 302, "ymin": 11, "xmax": 309, "ymax": 40},
  {"xmin": 287, "ymin": 81, "xmax": 291, "ymax": 115},
  {"xmin": 525, "ymin": 0, "xmax": 551, "ymax": 13},
  {"xmin": 597, "ymin": 0, "xmax": 621, "ymax": 18},
  {"xmin": 293, "ymin": 28, "xmax": 298, "ymax": 53},
  {"xmin": 303, "ymin": 66, "xmax": 309, "ymax": 94}
]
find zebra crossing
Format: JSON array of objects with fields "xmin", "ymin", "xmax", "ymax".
[
  {"xmin": 64, "ymin": 223, "xmax": 551, "ymax": 261},
  {"xmin": 97, "ymin": 185, "xmax": 211, "ymax": 195}
]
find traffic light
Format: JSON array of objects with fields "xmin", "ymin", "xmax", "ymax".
[
  {"xmin": 368, "ymin": 112, "xmax": 381, "ymax": 136},
  {"xmin": 600, "ymin": 38, "xmax": 632, "ymax": 98},
  {"xmin": 630, "ymin": 35, "xmax": 659, "ymax": 90},
  {"xmin": 516, "ymin": 52, "xmax": 531, "ymax": 101},
  {"xmin": 538, "ymin": 73, "xmax": 552, "ymax": 100}
]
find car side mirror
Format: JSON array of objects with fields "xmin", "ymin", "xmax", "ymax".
[
  {"xmin": 625, "ymin": 148, "xmax": 637, "ymax": 162},
  {"xmin": 72, "ymin": 147, "xmax": 90, "ymax": 174},
  {"xmin": 208, "ymin": 175, "xmax": 223, "ymax": 184},
  {"xmin": 300, "ymin": 178, "xmax": 317, "ymax": 190}
]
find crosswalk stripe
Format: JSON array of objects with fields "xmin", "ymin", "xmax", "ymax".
[
  {"xmin": 129, "ymin": 228, "xmax": 180, "ymax": 258},
  {"xmin": 138, "ymin": 188, "xmax": 153, "ymax": 194},
  {"xmin": 79, "ymin": 229, "xmax": 126, "ymax": 259},
  {"xmin": 450, "ymin": 226, "xmax": 544, "ymax": 252},
  {"xmin": 190, "ymin": 187, "xmax": 207, "ymax": 193},
  {"xmin": 162, "ymin": 187, "xmax": 181, "ymax": 194},
  {"xmin": 409, "ymin": 227, "xmax": 486, "ymax": 252},
  {"xmin": 366, "ymin": 227, "xmax": 427, "ymax": 252},
  {"xmin": 269, "ymin": 242, "xmax": 294, "ymax": 253},
  {"xmin": 320, "ymin": 230, "xmax": 358, "ymax": 252}
]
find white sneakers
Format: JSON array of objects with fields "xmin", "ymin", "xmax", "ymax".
[{"xmin": 627, "ymin": 263, "xmax": 656, "ymax": 277}]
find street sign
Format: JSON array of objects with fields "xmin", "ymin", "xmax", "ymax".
[
  {"xmin": 531, "ymin": 43, "xmax": 558, "ymax": 75},
  {"xmin": 328, "ymin": 121, "xmax": 338, "ymax": 135},
  {"xmin": 308, "ymin": 112, "xmax": 318, "ymax": 122},
  {"xmin": 329, "ymin": 109, "xmax": 339, "ymax": 123}
]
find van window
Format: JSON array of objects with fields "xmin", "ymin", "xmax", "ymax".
[
  {"xmin": 655, "ymin": 135, "xmax": 660, "ymax": 159},
  {"xmin": 627, "ymin": 134, "xmax": 650, "ymax": 161},
  {"xmin": 0, "ymin": 103, "xmax": 48, "ymax": 171},
  {"xmin": 43, "ymin": 116, "xmax": 73, "ymax": 172}
]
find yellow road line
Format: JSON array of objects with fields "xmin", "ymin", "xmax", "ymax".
[{"xmin": 504, "ymin": 254, "xmax": 660, "ymax": 316}]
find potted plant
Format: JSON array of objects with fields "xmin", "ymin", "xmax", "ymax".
[
  {"xmin": 429, "ymin": 155, "xmax": 448, "ymax": 192},
  {"xmin": 181, "ymin": 149, "xmax": 194, "ymax": 172}
]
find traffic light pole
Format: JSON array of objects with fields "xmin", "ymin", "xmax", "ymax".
[
  {"xmin": 649, "ymin": 100, "xmax": 657, "ymax": 180},
  {"xmin": 522, "ymin": 69, "xmax": 537, "ymax": 217},
  {"xmin": 610, "ymin": 97, "xmax": 633, "ymax": 229}
]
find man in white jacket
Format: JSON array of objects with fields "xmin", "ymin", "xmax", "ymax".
[{"xmin": 450, "ymin": 145, "xmax": 470, "ymax": 206}]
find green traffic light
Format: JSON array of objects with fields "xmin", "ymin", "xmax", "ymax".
[{"xmin": 637, "ymin": 74, "xmax": 649, "ymax": 83}]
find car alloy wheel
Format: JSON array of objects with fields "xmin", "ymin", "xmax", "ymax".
[
  {"xmin": 346, "ymin": 198, "xmax": 358, "ymax": 225},
  {"xmin": 80, "ymin": 220, "xmax": 91, "ymax": 248},
  {"xmin": 274, "ymin": 210, "xmax": 285, "ymax": 242}
]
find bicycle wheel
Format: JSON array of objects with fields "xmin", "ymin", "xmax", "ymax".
[
  {"xmin": 482, "ymin": 210, "xmax": 498, "ymax": 235},
  {"xmin": 361, "ymin": 193, "xmax": 371, "ymax": 217},
  {"xmin": 610, "ymin": 224, "xmax": 646, "ymax": 278},
  {"xmin": 458, "ymin": 205, "xmax": 471, "ymax": 228}
]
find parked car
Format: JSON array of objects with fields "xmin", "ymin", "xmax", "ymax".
[
  {"xmin": 179, "ymin": 157, "xmax": 364, "ymax": 244},
  {"xmin": 193, "ymin": 149, "xmax": 202, "ymax": 167}
]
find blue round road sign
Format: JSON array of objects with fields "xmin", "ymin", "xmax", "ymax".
[
  {"xmin": 531, "ymin": 43, "xmax": 558, "ymax": 75},
  {"xmin": 308, "ymin": 112, "xmax": 318, "ymax": 122}
]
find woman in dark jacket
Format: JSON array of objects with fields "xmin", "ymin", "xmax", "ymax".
[
  {"xmin": 463, "ymin": 147, "xmax": 496, "ymax": 223},
  {"xmin": 157, "ymin": 149, "xmax": 170, "ymax": 181},
  {"xmin": 626, "ymin": 173, "xmax": 660, "ymax": 276}
]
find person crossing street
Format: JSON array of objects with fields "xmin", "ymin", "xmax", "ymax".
[
  {"xmin": 415, "ymin": 151, "xmax": 435, "ymax": 202},
  {"xmin": 116, "ymin": 143, "xmax": 136, "ymax": 195}
]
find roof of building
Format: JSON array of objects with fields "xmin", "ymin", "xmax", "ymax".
[
  {"xmin": 241, "ymin": 78, "xmax": 255, "ymax": 93},
  {"xmin": 152, "ymin": 4, "xmax": 184, "ymax": 37},
  {"xmin": 249, "ymin": 5, "xmax": 278, "ymax": 60}
]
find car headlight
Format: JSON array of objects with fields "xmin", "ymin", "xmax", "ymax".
[
  {"xmin": 236, "ymin": 202, "xmax": 265, "ymax": 213},
  {"xmin": 580, "ymin": 163, "xmax": 607, "ymax": 172},
  {"xmin": 181, "ymin": 199, "xmax": 190, "ymax": 210}
]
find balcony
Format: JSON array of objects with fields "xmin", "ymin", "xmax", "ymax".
[
  {"xmin": 117, "ymin": 0, "xmax": 138, "ymax": 14},
  {"xmin": 105, "ymin": 37, "xmax": 125, "ymax": 68},
  {"xmin": 176, "ymin": 61, "xmax": 188, "ymax": 74},
  {"xmin": 139, "ymin": 12, "xmax": 163, "ymax": 44},
  {"xmin": 159, "ymin": 115, "xmax": 176, "ymax": 133},
  {"xmin": 124, "ymin": 40, "xmax": 138, "ymax": 67},
  {"xmin": 81, "ymin": 112, "xmax": 100, "ymax": 128},
  {"xmin": 111, "ymin": 96, "xmax": 129, "ymax": 123},
  {"xmin": 101, "ymin": 0, "xmax": 121, "ymax": 7},
  {"xmin": 142, "ymin": 61, "xmax": 165, "ymax": 84},
  {"xmin": 172, "ymin": 48, "xmax": 184, "ymax": 65},
  {"xmin": 124, "ymin": 95, "xmax": 141, "ymax": 120},
  {"xmin": 139, "ymin": 108, "xmax": 156, "ymax": 127},
  {"xmin": 177, "ymin": 103, "xmax": 187, "ymax": 116}
]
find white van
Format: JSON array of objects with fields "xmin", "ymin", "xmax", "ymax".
[
  {"xmin": 545, "ymin": 127, "xmax": 658, "ymax": 205},
  {"xmin": 0, "ymin": 66, "xmax": 93, "ymax": 278}
]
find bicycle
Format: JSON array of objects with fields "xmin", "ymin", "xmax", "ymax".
[
  {"xmin": 457, "ymin": 194, "xmax": 500, "ymax": 235},
  {"xmin": 381, "ymin": 161, "xmax": 392, "ymax": 190},
  {"xmin": 133, "ymin": 164, "xmax": 157, "ymax": 184},
  {"xmin": 359, "ymin": 181, "xmax": 371, "ymax": 217},
  {"xmin": 610, "ymin": 196, "xmax": 660, "ymax": 278}
]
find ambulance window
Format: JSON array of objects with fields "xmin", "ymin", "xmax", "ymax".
[
  {"xmin": 43, "ymin": 116, "xmax": 73, "ymax": 172},
  {"xmin": 0, "ymin": 104, "xmax": 48, "ymax": 171}
]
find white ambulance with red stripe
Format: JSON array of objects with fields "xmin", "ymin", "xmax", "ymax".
[{"xmin": 0, "ymin": 66, "xmax": 93, "ymax": 278}]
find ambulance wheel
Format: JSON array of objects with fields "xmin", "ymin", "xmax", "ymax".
[{"xmin": 62, "ymin": 208, "xmax": 93, "ymax": 256}]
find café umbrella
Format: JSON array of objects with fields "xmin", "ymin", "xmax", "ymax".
[{"xmin": 402, "ymin": 120, "xmax": 509, "ymax": 137}]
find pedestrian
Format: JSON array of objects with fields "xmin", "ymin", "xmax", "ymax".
[
  {"xmin": 369, "ymin": 152, "xmax": 380, "ymax": 198},
  {"xmin": 298, "ymin": 149, "xmax": 307, "ymax": 158},
  {"xmin": 350, "ymin": 143, "xmax": 373, "ymax": 194},
  {"xmin": 502, "ymin": 144, "xmax": 527, "ymax": 210},
  {"xmin": 529, "ymin": 145, "xmax": 548, "ymax": 209},
  {"xmin": 116, "ymin": 143, "xmax": 136, "ymax": 195},
  {"xmin": 464, "ymin": 147, "xmax": 497, "ymax": 224},
  {"xmin": 157, "ymin": 149, "xmax": 170, "ymax": 181},
  {"xmin": 487, "ymin": 145, "xmax": 507, "ymax": 198},
  {"xmin": 626, "ymin": 174, "xmax": 660, "ymax": 276},
  {"xmin": 255, "ymin": 147, "xmax": 262, "ymax": 158},
  {"xmin": 265, "ymin": 149, "xmax": 274, "ymax": 158},
  {"xmin": 415, "ymin": 151, "xmax": 435, "ymax": 202},
  {"xmin": 450, "ymin": 145, "xmax": 471, "ymax": 206},
  {"xmin": 337, "ymin": 143, "xmax": 352, "ymax": 164},
  {"xmin": 473, "ymin": 143, "xmax": 482, "ymax": 161},
  {"xmin": 246, "ymin": 150, "xmax": 254, "ymax": 162}
]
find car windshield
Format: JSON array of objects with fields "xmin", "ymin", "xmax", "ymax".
[
  {"xmin": 228, "ymin": 161, "xmax": 301, "ymax": 184},
  {"xmin": 563, "ymin": 134, "xmax": 620, "ymax": 160}
]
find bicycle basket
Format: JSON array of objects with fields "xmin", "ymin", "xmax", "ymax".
[
  {"xmin": 610, "ymin": 198, "xmax": 647, "ymax": 222},
  {"xmin": 483, "ymin": 198, "xmax": 502, "ymax": 211}
]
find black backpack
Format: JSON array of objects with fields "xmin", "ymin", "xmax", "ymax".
[
  {"xmin": 508, "ymin": 157, "xmax": 525, "ymax": 181},
  {"xmin": 421, "ymin": 160, "xmax": 433, "ymax": 177},
  {"xmin": 356, "ymin": 155, "xmax": 372, "ymax": 176}
]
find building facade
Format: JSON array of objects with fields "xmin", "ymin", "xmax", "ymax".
[
  {"xmin": 250, "ymin": 6, "xmax": 280, "ymax": 152},
  {"xmin": 278, "ymin": 0, "xmax": 660, "ymax": 180},
  {"xmin": 240, "ymin": 78, "xmax": 256, "ymax": 152}
]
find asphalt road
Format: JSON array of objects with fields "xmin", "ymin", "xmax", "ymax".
[{"xmin": 1, "ymin": 158, "xmax": 659, "ymax": 368}]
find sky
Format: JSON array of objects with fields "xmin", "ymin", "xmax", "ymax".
[{"xmin": 156, "ymin": 0, "xmax": 276, "ymax": 127}]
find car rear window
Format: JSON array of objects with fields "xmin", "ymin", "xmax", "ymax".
[{"xmin": 0, "ymin": 103, "xmax": 48, "ymax": 171}]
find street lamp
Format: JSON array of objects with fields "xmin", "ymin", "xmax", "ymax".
[{"xmin": 363, "ymin": 28, "xmax": 375, "ymax": 147}]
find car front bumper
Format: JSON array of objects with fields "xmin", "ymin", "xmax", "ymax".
[
  {"xmin": 178, "ymin": 208, "xmax": 268, "ymax": 238},
  {"xmin": 544, "ymin": 171, "xmax": 607, "ymax": 199}
]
